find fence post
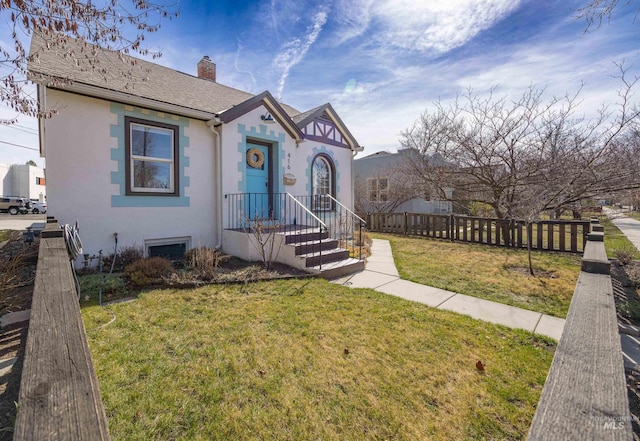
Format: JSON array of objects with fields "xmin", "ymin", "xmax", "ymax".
[
  {"xmin": 450, "ymin": 214, "xmax": 455, "ymax": 241},
  {"xmin": 404, "ymin": 212, "xmax": 408, "ymax": 235}
]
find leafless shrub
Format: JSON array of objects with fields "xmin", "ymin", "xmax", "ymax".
[
  {"xmin": 125, "ymin": 257, "xmax": 173, "ymax": 286},
  {"xmin": 103, "ymin": 245, "xmax": 144, "ymax": 273},
  {"xmin": 184, "ymin": 247, "xmax": 230, "ymax": 280},
  {"xmin": 0, "ymin": 243, "xmax": 38, "ymax": 293},
  {"xmin": 247, "ymin": 217, "xmax": 282, "ymax": 270},
  {"xmin": 615, "ymin": 246, "xmax": 637, "ymax": 266}
]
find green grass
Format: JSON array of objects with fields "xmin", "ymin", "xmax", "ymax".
[
  {"xmin": 622, "ymin": 211, "xmax": 640, "ymax": 222},
  {"xmin": 0, "ymin": 230, "xmax": 11, "ymax": 242},
  {"xmin": 371, "ymin": 233, "xmax": 580, "ymax": 318},
  {"xmin": 83, "ymin": 280, "xmax": 554, "ymax": 441},
  {"xmin": 598, "ymin": 215, "xmax": 640, "ymax": 259},
  {"xmin": 78, "ymin": 274, "xmax": 128, "ymax": 302}
]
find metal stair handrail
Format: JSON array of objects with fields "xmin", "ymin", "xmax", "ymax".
[
  {"xmin": 324, "ymin": 194, "xmax": 367, "ymax": 226},
  {"xmin": 287, "ymin": 193, "xmax": 327, "ymax": 232}
]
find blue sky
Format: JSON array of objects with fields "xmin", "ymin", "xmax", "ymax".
[{"xmin": 1, "ymin": 0, "xmax": 639, "ymax": 167}]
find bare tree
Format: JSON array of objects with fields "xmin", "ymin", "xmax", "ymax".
[
  {"xmin": 354, "ymin": 162, "xmax": 417, "ymax": 213},
  {"xmin": 399, "ymin": 64, "xmax": 640, "ymax": 222},
  {"xmin": 2, "ymin": 0, "xmax": 178, "ymax": 123},
  {"xmin": 578, "ymin": 0, "xmax": 640, "ymax": 30}
]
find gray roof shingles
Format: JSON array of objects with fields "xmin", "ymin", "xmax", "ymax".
[{"xmin": 28, "ymin": 33, "xmax": 300, "ymax": 117}]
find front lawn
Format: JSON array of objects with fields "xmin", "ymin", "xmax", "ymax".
[
  {"xmin": 372, "ymin": 233, "xmax": 580, "ymax": 317},
  {"xmin": 83, "ymin": 279, "xmax": 554, "ymax": 441}
]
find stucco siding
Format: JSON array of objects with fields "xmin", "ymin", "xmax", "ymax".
[
  {"xmin": 44, "ymin": 90, "xmax": 217, "ymax": 260},
  {"xmin": 219, "ymin": 105, "xmax": 354, "ymax": 229}
]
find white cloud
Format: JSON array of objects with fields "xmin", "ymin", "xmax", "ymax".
[
  {"xmin": 371, "ymin": 0, "xmax": 522, "ymax": 53},
  {"xmin": 332, "ymin": 0, "xmax": 375, "ymax": 45},
  {"xmin": 272, "ymin": 7, "xmax": 328, "ymax": 100}
]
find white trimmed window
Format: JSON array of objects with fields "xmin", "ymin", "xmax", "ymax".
[
  {"xmin": 126, "ymin": 117, "xmax": 179, "ymax": 195},
  {"xmin": 312, "ymin": 154, "xmax": 334, "ymax": 210}
]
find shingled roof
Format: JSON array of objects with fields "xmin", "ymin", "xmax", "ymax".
[{"xmin": 27, "ymin": 33, "xmax": 300, "ymax": 119}]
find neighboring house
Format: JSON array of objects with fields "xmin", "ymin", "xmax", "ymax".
[
  {"xmin": 28, "ymin": 34, "xmax": 364, "ymax": 277},
  {"xmin": 0, "ymin": 163, "xmax": 46, "ymax": 201},
  {"xmin": 354, "ymin": 149, "xmax": 452, "ymax": 214}
]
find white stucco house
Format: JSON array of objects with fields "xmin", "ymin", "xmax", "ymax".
[
  {"xmin": 0, "ymin": 163, "xmax": 46, "ymax": 201},
  {"xmin": 28, "ymin": 34, "xmax": 366, "ymax": 278}
]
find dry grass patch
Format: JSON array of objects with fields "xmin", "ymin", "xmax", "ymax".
[
  {"xmin": 83, "ymin": 279, "xmax": 554, "ymax": 441},
  {"xmin": 372, "ymin": 233, "xmax": 580, "ymax": 317}
]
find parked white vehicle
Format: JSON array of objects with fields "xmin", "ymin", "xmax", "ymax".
[{"xmin": 29, "ymin": 199, "xmax": 47, "ymax": 214}]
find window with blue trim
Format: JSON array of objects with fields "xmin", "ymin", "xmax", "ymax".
[
  {"xmin": 125, "ymin": 116, "xmax": 179, "ymax": 196},
  {"xmin": 312, "ymin": 154, "xmax": 335, "ymax": 211}
]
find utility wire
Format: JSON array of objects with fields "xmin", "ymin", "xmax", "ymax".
[
  {"xmin": 0, "ymin": 140, "xmax": 39, "ymax": 151},
  {"xmin": 1, "ymin": 125, "xmax": 38, "ymax": 135},
  {"xmin": 12, "ymin": 124, "xmax": 38, "ymax": 132}
]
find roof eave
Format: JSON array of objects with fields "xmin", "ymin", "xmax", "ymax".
[
  {"xmin": 34, "ymin": 76, "xmax": 217, "ymax": 121},
  {"xmin": 218, "ymin": 91, "xmax": 304, "ymax": 141},
  {"xmin": 321, "ymin": 105, "xmax": 362, "ymax": 151}
]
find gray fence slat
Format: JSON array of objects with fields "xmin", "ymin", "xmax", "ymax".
[{"xmin": 14, "ymin": 222, "xmax": 111, "ymax": 441}]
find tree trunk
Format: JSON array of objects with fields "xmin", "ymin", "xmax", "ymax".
[{"xmin": 526, "ymin": 221, "xmax": 535, "ymax": 276}]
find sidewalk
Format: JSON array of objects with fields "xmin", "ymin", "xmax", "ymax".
[
  {"xmin": 606, "ymin": 208, "xmax": 640, "ymax": 250},
  {"xmin": 331, "ymin": 239, "xmax": 565, "ymax": 340}
]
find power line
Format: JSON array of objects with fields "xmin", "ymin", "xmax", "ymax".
[
  {"xmin": 1, "ymin": 125, "xmax": 38, "ymax": 135},
  {"xmin": 0, "ymin": 140, "xmax": 39, "ymax": 151},
  {"xmin": 13, "ymin": 124, "xmax": 38, "ymax": 132}
]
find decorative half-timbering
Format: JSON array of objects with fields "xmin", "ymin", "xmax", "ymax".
[{"xmin": 293, "ymin": 104, "xmax": 360, "ymax": 150}]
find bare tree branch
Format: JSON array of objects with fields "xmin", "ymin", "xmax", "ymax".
[
  {"xmin": 399, "ymin": 63, "xmax": 640, "ymax": 221},
  {"xmin": 0, "ymin": 0, "xmax": 179, "ymax": 123}
]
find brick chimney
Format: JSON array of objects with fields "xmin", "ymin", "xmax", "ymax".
[{"xmin": 197, "ymin": 56, "xmax": 216, "ymax": 82}]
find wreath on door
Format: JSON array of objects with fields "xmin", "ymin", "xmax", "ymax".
[{"xmin": 246, "ymin": 148, "xmax": 265, "ymax": 169}]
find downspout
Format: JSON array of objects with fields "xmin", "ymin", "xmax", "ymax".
[
  {"xmin": 351, "ymin": 145, "xmax": 364, "ymax": 210},
  {"xmin": 206, "ymin": 118, "xmax": 223, "ymax": 249},
  {"xmin": 37, "ymin": 84, "xmax": 46, "ymax": 159}
]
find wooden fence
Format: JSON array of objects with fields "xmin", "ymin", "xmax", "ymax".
[
  {"xmin": 367, "ymin": 212, "xmax": 591, "ymax": 253},
  {"xmin": 527, "ymin": 221, "xmax": 632, "ymax": 440},
  {"xmin": 14, "ymin": 219, "xmax": 111, "ymax": 441}
]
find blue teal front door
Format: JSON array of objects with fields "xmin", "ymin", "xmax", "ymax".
[{"xmin": 245, "ymin": 143, "xmax": 270, "ymax": 219}]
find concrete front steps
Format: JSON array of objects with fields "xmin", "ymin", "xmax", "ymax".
[{"xmin": 280, "ymin": 228, "xmax": 364, "ymax": 279}]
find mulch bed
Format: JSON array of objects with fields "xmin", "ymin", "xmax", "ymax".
[
  {"xmin": 0, "ymin": 231, "xmax": 38, "ymax": 439},
  {"xmin": 611, "ymin": 260, "xmax": 640, "ymax": 439}
]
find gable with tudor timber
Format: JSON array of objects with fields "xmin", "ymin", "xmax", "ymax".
[{"xmin": 301, "ymin": 113, "xmax": 350, "ymax": 149}]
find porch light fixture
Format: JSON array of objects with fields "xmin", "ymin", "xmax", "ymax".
[{"xmin": 261, "ymin": 112, "xmax": 275, "ymax": 124}]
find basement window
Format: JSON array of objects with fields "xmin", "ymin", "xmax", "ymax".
[{"xmin": 145, "ymin": 237, "xmax": 190, "ymax": 260}]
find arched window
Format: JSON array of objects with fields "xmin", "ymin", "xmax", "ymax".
[{"xmin": 312, "ymin": 154, "xmax": 334, "ymax": 210}]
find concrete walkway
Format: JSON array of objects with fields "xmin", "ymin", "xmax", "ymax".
[
  {"xmin": 332, "ymin": 239, "xmax": 565, "ymax": 340},
  {"xmin": 0, "ymin": 214, "xmax": 46, "ymax": 232},
  {"xmin": 606, "ymin": 208, "xmax": 640, "ymax": 250}
]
